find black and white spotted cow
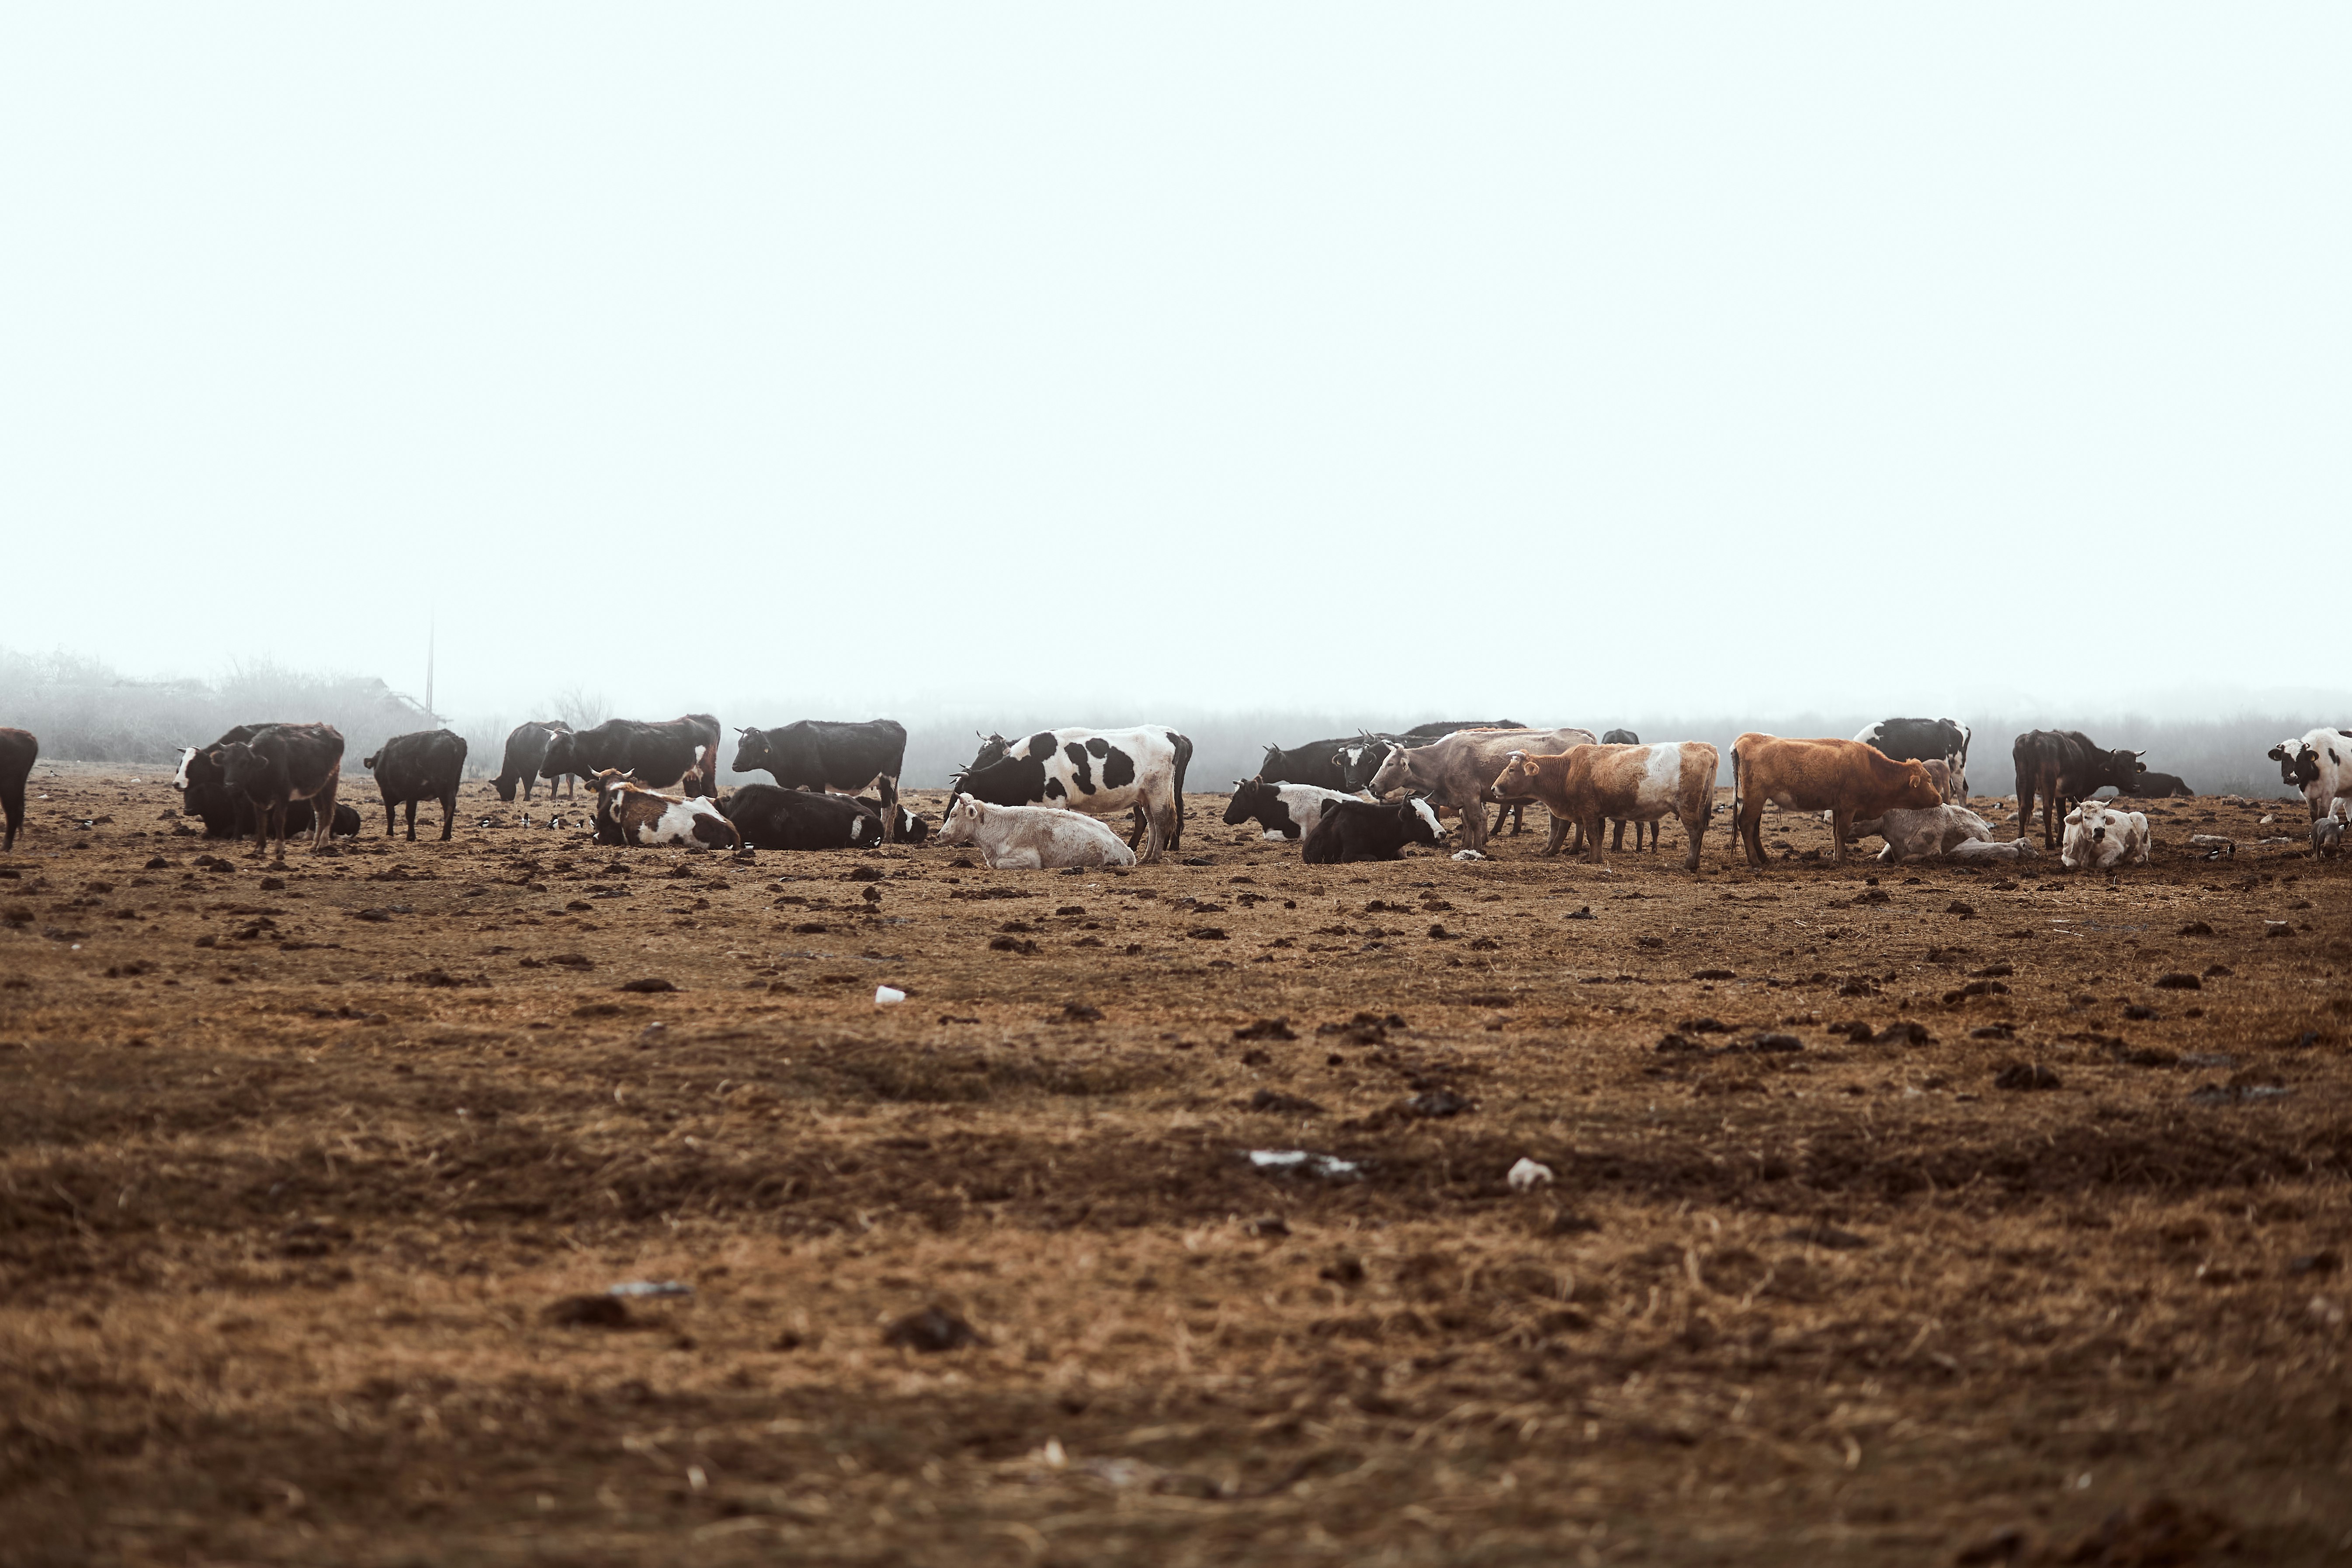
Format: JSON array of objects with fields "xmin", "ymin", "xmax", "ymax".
[
  {"xmin": 953, "ymin": 726, "xmax": 1192, "ymax": 862},
  {"xmin": 2269, "ymin": 728, "xmax": 2352, "ymax": 853},
  {"xmin": 1221, "ymin": 777, "xmax": 1364, "ymax": 841},
  {"xmin": 1854, "ymin": 717, "xmax": 1971, "ymax": 803}
]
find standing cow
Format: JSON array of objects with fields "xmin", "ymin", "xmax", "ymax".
[
  {"xmin": 543, "ymin": 715, "xmax": 722, "ymax": 795},
  {"xmin": 0, "ymin": 728, "xmax": 35, "ymax": 851},
  {"xmin": 1365, "ymin": 727, "xmax": 1596, "ymax": 853},
  {"xmin": 174, "ymin": 728, "xmax": 360, "ymax": 842},
  {"xmin": 2012, "ymin": 731, "xmax": 2144, "ymax": 848},
  {"xmin": 363, "ymin": 729, "xmax": 468, "ymax": 842},
  {"xmin": 1493, "ymin": 742, "xmax": 1716, "ymax": 869},
  {"xmin": 491, "ymin": 720, "xmax": 573, "ymax": 801},
  {"xmin": 954, "ymin": 727, "xmax": 1192, "ymax": 860},
  {"xmin": 2267, "ymin": 729, "xmax": 2352, "ymax": 853},
  {"xmin": 1729, "ymin": 734, "xmax": 1943, "ymax": 869},
  {"xmin": 212, "ymin": 723, "xmax": 347, "ymax": 860},
  {"xmin": 730, "ymin": 720, "xmax": 909, "ymax": 840},
  {"xmin": 1256, "ymin": 737, "xmax": 1359, "ymax": 793},
  {"xmin": 1854, "ymin": 717, "xmax": 1972, "ymax": 803}
]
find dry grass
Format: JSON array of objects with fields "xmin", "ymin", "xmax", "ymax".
[{"xmin": 0, "ymin": 777, "xmax": 2346, "ymax": 1565}]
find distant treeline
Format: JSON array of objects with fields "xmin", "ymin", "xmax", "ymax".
[{"xmin": 0, "ymin": 649, "xmax": 2321, "ymax": 801}]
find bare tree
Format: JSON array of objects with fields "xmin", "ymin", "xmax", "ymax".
[{"xmin": 546, "ymin": 685, "xmax": 612, "ymax": 732}]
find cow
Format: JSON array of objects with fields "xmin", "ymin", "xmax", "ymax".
[
  {"xmin": 938, "ymin": 794, "xmax": 1137, "ymax": 869},
  {"xmin": 1950, "ymin": 836, "xmax": 2040, "ymax": 864},
  {"xmin": 1404, "ymin": 719, "xmax": 1527, "ymax": 738},
  {"xmin": 1256, "ymin": 737, "xmax": 1359, "ymax": 793},
  {"xmin": 1491, "ymin": 742, "xmax": 1716, "ymax": 870},
  {"xmin": 543, "ymin": 715, "xmax": 722, "ymax": 796},
  {"xmin": 211, "ymin": 723, "xmax": 346, "ymax": 860},
  {"xmin": 590, "ymin": 770, "xmax": 741, "ymax": 849},
  {"xmin": 491, "ymin": 720, "xmax": 573, "ymax": 801},
  {"xmin": 1600, "ymin": 728, "xmax": 1640, "ymax": 745},
  {"xmin": 953, "ymin": 727, "xmax": 1191, "ymax": 862},
  {"xmin": 1593, "ymin": 728, "xmax": 1653, "ymax": 847},
  {"xmin": 2267, "ymin": 730, "xmax": 2352, "ymax": 853},
  {"xmin": 1729, "ymin": 734, "xmax": 1943, "ymax": 869},
  {"xmin": 730, "ymin": 720, "xmax": 909, "ymax": 840},
  {"xmin": 2116, "ymin": 771, "xmax": 2196, "ymax": 799},
  {"xmin": 0, "ymin": 728, "xmax": 35, "ymax": 851},
  {"xmin": 1854, "ymin": 717, "xmax": 1972, "ymax": 802},
  {"xmin": 1364, "ymin": 727, "xmax": 1597, "ymax": 853},
  {"xmin": 1222, "ymin": 777, "xmax": 1365, "ymax": 841},
  {"xmin": 1300, "ymin": 798, "xmax": 1447, "ymax": 864},
  {"xmin": 1329, "ymin": 725, "xmax": 1523, "ymax": 796},
  {"xmin": 1846, "ymin": 804, "xmax": 1992, "ymax": 865},
  {"xmin": 362, "ymin": 729, "xmax": 468, "ymax": 842},
  {"xmin": 2062, "ymin": 801, "xmax": 2151, "ymax": 870},
  {"xmin": 854, "ymin": 798, "xmax": 928, "ymax": 844},
  {"xmin": 719, "ymin": 783, "xmax": 884, "ymax": 850},
  {"xmin": 2012, "ymin": 731, "xmax": 2145, "ymax": 847},
  {"xmin": 175, "ymin": 728, "xmax": 360, "ymax": 842}
]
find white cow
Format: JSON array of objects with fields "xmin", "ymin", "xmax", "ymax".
[
  {"xmin": 1949, "ymin": 836, "xmax": 2040, "ymax": 864},
  {"xmin": 1848, "ymin": 804, "xmax": 1992, "ymax": 864},
  {"xmin": 938, "ymin": 794, "xmax": 1138, "ymax": 869},
  {"xmin": 2062, "ymin": 801, "xmax": 2150, "ymax": 870},
  {"xmin": 2267, "ymin": 728, "xmax": 2352, "ymax": 853}
]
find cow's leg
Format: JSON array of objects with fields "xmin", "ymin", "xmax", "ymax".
[
  {"xmin": 1739, "ymin": 805, "xmax": 1765, "ymax": 869},
  {"xmin": 403, "ymin": 798, "xmax": 419, "ymax": 841},
  {"xmin": 1583, "ymin": 812, "xmax": 1608, "ymax": 867},
  {"xmin": 1509, "ymin": 803, "xmax": 1526, "ymax": 836},
  {"xmin": 1828, "ymin": 809, "xmax": 1851, "ymax": 864},
  {"xmin": 440, "ymin": 789, "xmax": 457, "ymax": 841},
  {"xmin": 1542, "ymin": 813, "xmax": 1571, "ymax": 856},
  {"xmin": 383, "ymin": 796, "xmax": 396, "ymax": 837},
  {"xmin": 1680, "ymin": 808, "xmax": 1706, "ymax": 871},
  {"xmin": 1137, "ymin": 793, "xmax": 1165, "ymax": 864},
  {"xmin": 1610, "ymin": 819, "xmax": 1625, "ymax": 851},
  {"xmin": 878, "ymin": 775, "xmax": 899, "ymax": 844}
]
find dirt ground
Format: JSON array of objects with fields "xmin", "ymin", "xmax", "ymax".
[{"xmin": 1, "ymin": 769, "xmax": 2347, "ymax": 1567}]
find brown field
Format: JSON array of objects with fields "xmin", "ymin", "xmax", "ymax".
[{"xmin": 2, "ymin": 771, "xmax": 2347, "ymax": 1566}]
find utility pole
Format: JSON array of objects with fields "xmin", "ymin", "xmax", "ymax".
[{"xmin": 425, "ymin": 613, "xmax": 437, "ymax": 721}]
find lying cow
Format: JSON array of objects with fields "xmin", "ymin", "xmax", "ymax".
[
  {"xmin": 1847, "ymin": 804, "xmax": 1991, "ymax": 865},
  {"xmin": 1222, "ymin": 777, "xmax": 1365, "ymax": 841},
  {"xmin": 1730, "ymin": 734, "xmax": 1943, "ymax": 869},
  {"xmin": 720, "ymin": 783, "xmax": 883, "ymax": 850},
  {"xmin": 363, "ymin": 728, "xmax": 468, "ymax": 842},
  {"xmin": 1365, "ymin": 727, "xmax": 1596, "ymax": 853},
  {"xmin": 953, "ymin": 726, "xmax": 1191, "ymax": 860},
  {"xmin": 1855, "ymin": 716, "xmax": 1971, "ymax": 803},
  {"xmin": 212, "ymin": 723, "xmax": 347, "ymax": 859},
  {"xmin": 938, "ymin": 794, "xmax": 1138, "ymax": 869},
  {"xmin": 731, "ymin": 720, "xmax": 909, "ymax": 840},
  {"xmin": 1491, "ymin": 742, "xmax": 1716, "ymax": 869},
  {"xmin": 2117, "ymin": 771, "xmax": 2195, "ymax": 799},
  {"xmin": 1301, "ymin": 798, "xmax": 1447, "ymax": 864},
  {"xmin": 491, "ymin": 720, "xmax": 573, "ymax": 801},
  {"xmin": 855, "ymin": 798, "xmax": 927, "ymax": 844},
  {"xmin": 2267, "ymin": 729, "xmax": 2352, "ymax": 853},
  {"xmin": 1950, "ymin": 836, "xmax": 2040, "ymax": 864},
  {"xmin": 590, "ymin": 770, "xmax": 741, "ymax": 849},
  {"xmin": 2062, "ymin": 801, "xmax": 2150, "ymax": 870},
  {"xmin": 0, "ymin": 728, "xmax": 34, "ymax": 852}
]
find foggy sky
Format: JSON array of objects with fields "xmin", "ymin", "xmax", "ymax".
[{"xmin": 3, "ymin": 8, "xmax": 2345, "ymax": 729}]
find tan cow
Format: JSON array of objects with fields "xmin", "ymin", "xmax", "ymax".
[
  {"xmin": 1492, "ymin": 742, "xmax": 1718, "ymax": 869},
  {"xmin": 1730, "ymin": 734, "xmax": 1943, "ymax": 869}
]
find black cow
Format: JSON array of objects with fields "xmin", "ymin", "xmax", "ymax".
[
  {"xmin": 1855, "ymin": 716, "xmax": 1971, "ymax": 799},
  {"xmin": 363, "ymin": 729, "xmax": 469, "ymax": 841},
  {"xmin": 731, "ymin": 720, "xmax": 909, "ymax": 841},
  {"xmin": 492, "ymin": 720, "xmax": 573, "ymax": 801},
  {"xmin": 543, "ymin": 714, "xmax": 721, "ymax": 795},
  {"xmin": 2117, "ymin": 771, "xmax": 2196, "ymax": 799},
  {"xmin": 1601, "ymin": 728, "xmax": 1640, "ymax": 745},
  {"xmin": 1301, "ymin": 797, "xmax": 1447, "ymax": 864},
  {"xmin": 719, "ymin": 784, "xmax": 885, "ymax": 851},
  {"xmin": 1256, "ymin": 736, "xmax": 1356, "ymax": 792},
  {"xmin": 853, "ymin": 797, "xmax": 928, "ymax": 844},
  {"xmin": 175, "ymin": 725, "xmax": 360, "ymax": 842},
  {"xmin": 212, "ymin": 722, "xmax": 346, "ymax": 859},
  {"xmin": 2013, "ymin": 730, "xmax": 2144, "ymax": 848},
  {"xmin": 0, "ymin": 728, "xmax": 35, "ymax": 851}
]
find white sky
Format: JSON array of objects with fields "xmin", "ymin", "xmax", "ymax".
[{"xmin": 3, "ymin": 8, "xmax": 2345, "ymax": 727}]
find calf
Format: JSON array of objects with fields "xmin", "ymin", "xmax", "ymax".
[
  {"xmin": 938, "ymin": 794, "xmax": 1137, "ymax": 869},
  {"xmin": 1848, "ymin": 804, "xmax": 1991, "ymax": 865},
  {"xmin": 590, "ymin": 771, "xmax": 741, "ymax": 849},
  {"xmin": 1854, "ymin": 717, "xmax": 1972, "ymax": 802},
  {"xmin": 1730, "ymin": 734, "xmax": 1942, "ymax": 869},
  {"xmin": 854, "ymin": 798, "xmax": 928, "ymax": 844},
  {"xmin": 953, "ymin": 726, "xmax": 1191, "ymax": 861},
  {"xmin": 1365, "ymin": 727, "xmax": 1597, "ymax": 853},
  {"xmin": 1222, "ymin": 777, "xmax": 1364, "ymax": 841},
  {"xmin": 1950, "ymin": 836, "xmax": 2040, "ymax": 864},
  {"xmin": 1300, "ymin": 798, "xmax": 1446, "ymax": 864},
  {"xmin": 0, "ymin": 728, "xmax": 35, "ymax": 851},
  {"xmin": 545, "ymin": 715, "xmax": 722, "ymax": 795},
  {"xmin": 2267, "ymin": 729, "xmax": 2352, "ymax": 853},
  {"xmin": 720, "ymin": 783, "xmax": 884, "ymax": 850},
  {"xmin": 731, "ymin": 719, "xmax": 909, "ymax": 840},
  {"xmin": 2013, "ymin": 730, "xmax": 2144, "ymax": 847},
  {"xmin": 2118, "ymin": 771, "xmax": 2195, "ymax": 799},
  {"xmin": 1492, "ymin": 742, "xmax": 1716, "ymax": 870},
  {"xmin": 362, "ymin": 729, "xmax": 468, "ymax": 842},
  {"xmin": 212, "ymin": 723, "xmax": 346, "ymax": 859},
  {"xmin": 2062, "ymin": 801, "xmax": 2150, "ymax": 870},
  {"xmin": 491, "ymin": 720, "xmax": 573, "ymax": 801}
]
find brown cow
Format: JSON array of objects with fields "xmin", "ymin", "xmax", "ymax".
[
  {"xmin": 1730, "ymin": 734, "xmax": 1942, "ymax": 869},
  {"xmin": 1492, "ymin": 741, "xmax": 1718, "ymax": 869}
]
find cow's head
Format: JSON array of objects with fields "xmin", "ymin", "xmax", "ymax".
[
  {"xmin": 1222, "ymin": 778, "xmax": 1270, "ymax": 826},
  {"xmin": 938, "ymin": 792, "xmax": 985, "ymax": 847},
  {"xmin": 1399, "ymin": 797, "xmax": 1446, "ymax": 847},
  {"xmin": 968, "ymin": 733, "xmax": 1012, "ymax": 772},
  {"xmin": 849, "ymin": 812, "xmax": 884, "ymax": 850},
  {"xmin": 1492, "ymin": 750, "xmax": 1537, "ymax": 799},
  {"xmin": 2271, "ymin": 739, "xmax": 2321, "ymax": 789},
  {"xmin": 730, "ymin": 727, "xmax": 770, "ymax": 775},
  {"xmin": 1364, "ymin": 742, "xmax": 1414, "ymax": 798},
  {"xmin": 361, "ymin": 751, "xmax": 382, "ymax": 771},
  {"xmin": 171, "ymin": 747, "xmax": 197, "ymax": 791},
  {"xmin": 540, "ymin": 730, "xmax": 576, "ymax": 777},
  {"xmin": 2102, "ymin": 748, "xmax": 2147, "ymax": 787},
  {"xmin": 1895, "ymin": 762, "xmax": 1942, "ymax": 810}
]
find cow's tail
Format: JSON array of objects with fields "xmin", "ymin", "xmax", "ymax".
[{"xmin": 1170, "ymin": 730, "xmax": 1193, "ymax": 847}]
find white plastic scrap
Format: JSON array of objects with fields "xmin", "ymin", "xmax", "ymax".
[
  {"xmin": 1507, "ymin": 1157, "xmax": 1555, "ymax": 1193},
  {"xmin": 607, "ymin": 1280, "xmax": 693, "ymax": 1298},
  {"xmin": 1452, "ymin": 849, "xmax": 1487, "ymax": 862},
  {"xmin": 1247, "ymin": 1149, "xmax": 1363, "ymax": 1181},
  {"xmin": 875, "ymin": 985, "xmax": 907, "ymax": 1006}
]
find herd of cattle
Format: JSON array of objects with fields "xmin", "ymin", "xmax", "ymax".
[{"xmin": 0, "ymin": 715, "xmax": 2349, "ymax": 873}]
